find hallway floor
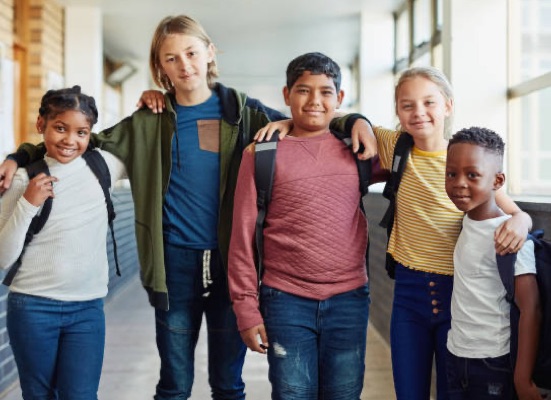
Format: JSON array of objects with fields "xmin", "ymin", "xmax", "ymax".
[{"xmin": 1, "ymin": 275, "xmax": 396, "ymax": 399}]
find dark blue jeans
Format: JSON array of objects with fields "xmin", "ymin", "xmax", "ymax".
[
  {"xmin": 260, "ymin": 284, "xmax": 370, "ymax": 400},
  {"xmin": 154, "ymin": 244, "xmax": 246, "ymax": 400},
  {"xmin": 446, "ymin": 351, "xmax": 514, "ymax": 399},
  {"xmin": 7, "ymin": 292, "xmax": 105, "ymax": 400},
  {"xmin": 391, "ymin": 263, "xmax": 453, "ymax": 400}
]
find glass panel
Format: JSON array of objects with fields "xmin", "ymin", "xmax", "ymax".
[
  {"xmin": 411, "ymin": 52, "xmax": 431, "ymax": 67},
  {"xmin": 517, "ymin": 85, "xmax": 551, "ymax": 195},
  {"xmin": 396, "ymin": 9, "xmax": 409, "ymax": 62},
  {"xmin": 518, "ymin": 0, "xmax": 551, "ymax": 82},
  {"xmin": 413, "ymin": 0, "xmax": 431, "ymax": 46},
  {"xmin": 436, "ymin": 0, "xmax": 444, "ymax": 30},
  {"xmin": 540, "ymin": 162, "xmax": 551, "ymax": 180}
]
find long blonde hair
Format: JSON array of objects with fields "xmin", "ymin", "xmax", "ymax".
[
  {"xmin": 395, "ymin": 66, "xmax": 454, "ymax": 138},
  {"xmin": 149, "ymin": 15, "xmax": 219, "ymax": 91}
]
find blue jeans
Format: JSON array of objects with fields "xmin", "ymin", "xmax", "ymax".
[
  {"xmin": 260, "ymin": 284, "xmax": 370, "ymax": 400},
  {"xmin": 391, "ymin": 263, "xmax": 453, "ymax": 400},
  {"xmin": 446, "ymin": 351, "xmax": 514, "ymax": 399},
  {"xmin": 7, "ymin": 292, "xmax": 105, "ymax": 400},
  {"xmin": 154, "ymin": 244, "xmax": 246, "ymax": 400}
]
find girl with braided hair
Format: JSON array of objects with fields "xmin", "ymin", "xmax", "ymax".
[{"xmin": 0, "ymin": 86, "xmax": 126, "ymax": 400}]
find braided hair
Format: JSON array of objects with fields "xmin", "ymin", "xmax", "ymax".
[{"xmin": 38, "ymin": 85, "xmax": 98, "ymax": 128}]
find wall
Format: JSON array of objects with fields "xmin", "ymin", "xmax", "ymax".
[
  {"xmin": 0, "ymin": 0, "xmax": 14, "ymax": 59},
  {"xmin": 26, "ymin": 0, "xmax": 64, "ymax": 142},
  {"xmin": 0, "ymin": 187, "xmax": 140, "ymax": 396}
]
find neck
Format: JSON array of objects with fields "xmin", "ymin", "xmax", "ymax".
[
  {"xmin": 175, "ymin": 86, "xmax": 212, "ymax": 106},
  {"xmin": 466, "ymin": 202, "xmax": 505, "ymax": 221},
  {"xmin": 414, "ymin": 136, "xmax": 448, "ymax": 152},
  {"xmin": 289, "ymin": 127, "xmax": 329, "ymax": 138}
]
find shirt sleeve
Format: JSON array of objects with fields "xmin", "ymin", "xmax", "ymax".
[
  {"xmin": 227, "ymin": 144, "xmax": 265, "ymax": 332},
  {"xmin": 0, "ymin": 170, "xmax": 40, "ymax": 269},
  {"xmin": 99, "ymin": 149, "xmax": 128, "ymax": 184},
  {"xmin": 374, "ymin": 126, "xmax": 400, "ymax": 171},
  {"xmin": 514, "ymin": 239, "xmax": 536, "ymax": 276}
]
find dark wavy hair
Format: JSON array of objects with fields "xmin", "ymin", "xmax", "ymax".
[{"xmin": 38, "ymin": 85, "xmax": 98, "ymax": 128}]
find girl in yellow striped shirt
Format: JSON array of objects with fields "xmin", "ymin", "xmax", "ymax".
[{"xmin": 373, "ymin": 67, "xmax": 532, "ymax": 400}]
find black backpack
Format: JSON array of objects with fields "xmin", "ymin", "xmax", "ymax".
[
  {"xmin": 2, "ymin": 149, "xmax": 120, "ymax": 286},
  {"xmin": 496, "ymin": 230, "xmax": 551, "ymax": 390},
  {"xmin": 379, "ymin": 132, "xmax": 414, "ymax": 279},
  {"xmin": 253, "ymin": 131, "xmax": 372, "ymax": 287}
]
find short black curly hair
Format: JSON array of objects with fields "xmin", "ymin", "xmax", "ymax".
[
  {"xmin": 448, "ymin": 126, "xmax": 505, "ymax": 157},
  {"xmin": 286, "ymin": 52, "xmax": 341, "ymax": 91}
]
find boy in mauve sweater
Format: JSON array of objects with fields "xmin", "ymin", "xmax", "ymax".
[{"xmin": 228, "ymin": 52, "xmax": 371, "ymax": 399}]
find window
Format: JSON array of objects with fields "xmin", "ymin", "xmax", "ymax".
[
  {"xmin": 393, "ymin": 0, "xmax": 442, "ymax": 72},
  {"xmin": 395, "ymin": 6, "xmax": 410, "ymax": 72},
  {"xmin": 508, "ymin": 0, "xmax": 551, "ymax": 198},
  {"xmin": 413, "ymin": 0, "xmax": 431, "ymax": 48}
]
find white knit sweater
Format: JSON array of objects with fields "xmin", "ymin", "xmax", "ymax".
[{"xmin": 0, "ymin": 150, "xmax": 126, "ymax": 301}]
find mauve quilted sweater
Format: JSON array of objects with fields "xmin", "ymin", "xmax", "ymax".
[{"xmin": 228, "ymin": 132, "xmax": 368, "ymax": 332}]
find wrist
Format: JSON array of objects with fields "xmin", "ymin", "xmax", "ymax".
[
  {"xmin": 6, "ymin": 152, "xmax": 29, "ymax": 168},
  {"xmin": 345, "ymin": 113, "xmax": 372, "ymax": 135}
]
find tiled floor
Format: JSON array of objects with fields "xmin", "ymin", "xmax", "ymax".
[{"xmin": 1, "ymin": 276, "xmax": 396, "ymax": 400}]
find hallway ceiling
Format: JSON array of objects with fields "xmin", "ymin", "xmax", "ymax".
[{"xmin": 59, "ymin": 0, "xmax": 401, "ymax": 86}]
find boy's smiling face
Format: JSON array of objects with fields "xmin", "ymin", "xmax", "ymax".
[
  {"xmin": 283, "ymin": 71, "xmax": 343, "ymax": 137},
  {"xmin": 445, "ymin": 142, "xmax": 505, "ymax": 220}
]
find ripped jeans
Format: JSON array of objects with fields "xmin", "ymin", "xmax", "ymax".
[
  {"xmin": 260, "ymin": 284, "xmax": 370, "ymax": 400},
  {"xmin": 446, "ymin": 351, "xmax": 514, "ymax": 399}
]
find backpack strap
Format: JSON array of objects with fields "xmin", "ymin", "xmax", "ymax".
[
  {"xmin": 82, "ymin": 150, "xmax": 120, "ymax": 277},
  {"xmin": 378, "ymin": 132, "xmax": 414, "ymax": 278},
  {"xmin": 495, "ymin": 235, "xmax": 535, "ymax": 373},
  {"xmin": 254, "ymin": 132, "xmax": 280, "ymax": 287},
  {"xmin": 236, "ymin": 91, "xmax": 250, "ymax": 155},
  {"xmin": 3, "ymin": 159, "xmax": 53, "ymax": 286},
  {"xmin": 332, "ymin": 131, "xmax": 372, "ymax": 197},
  {"xmin": 496, "ymin": 252, "xmax": 517, "ymax": 304}
]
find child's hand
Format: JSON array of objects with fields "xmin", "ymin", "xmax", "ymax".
[
  {"xmin": 239, "ymin": 324, "xmax": 269, "ymax": 354},
  {"xmin": 23, "ymin": 173, "xmax": 58, "ymax": 206},
  {"xmin": 0, "ymin": 159, "xmax": 18, "ymax": 195},
  {"xmin": 351, "ymin": 118, "xmax": 377, "ymax": 160},
  {"xmin": 254, "ymin": 120, "xmax": 293, "ymax": 142},
  {"xmin": 494, "ymin": 212, "xmax": 530, "ymax": 255},
  {"xmin": 515, "ymin": 380, "xmax": 543, "ymax": 400},
  {"xmin": 136, "ymin": 90, "xmax": 165, "ymax": 114}
]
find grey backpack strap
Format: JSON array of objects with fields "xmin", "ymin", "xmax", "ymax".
[
  {"xmin": 379, "ymin": 132, "xmax": 414, "ymax": 278},
  {"xmin": 254, "ymin": 132, "xmax": 279, "ymax": 287}
]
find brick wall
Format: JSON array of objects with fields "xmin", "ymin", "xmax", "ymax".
[
  {"xmin": 0, "ymin": 0, "xmax": 14, "ymax": 59},
  {"xmin": 26, "ymin": 0, "xmax": 64, "ymax": 142}
]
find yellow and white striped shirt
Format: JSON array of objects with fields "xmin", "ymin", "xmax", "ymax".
[{"xmin": 375, "ymin": 127, "xmax": 462, "ymax": 275}]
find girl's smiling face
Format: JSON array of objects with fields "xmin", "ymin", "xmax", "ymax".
[
  {"xmin": 396, "ymin": 76, "xmax": 453, "ymax": 144},
  {"xmin": 39, "ymin": 110, "xmax": 91, "ymax": 163}
]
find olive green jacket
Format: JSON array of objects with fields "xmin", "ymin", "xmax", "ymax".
[{"xmin": 15, "ymin": 84, "xmax": 360, "ymax": 310}]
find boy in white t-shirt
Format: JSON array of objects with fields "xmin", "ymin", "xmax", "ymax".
[{"xmin": 444, "ymin": 127, "xmax": 542, "ymax": 400}]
